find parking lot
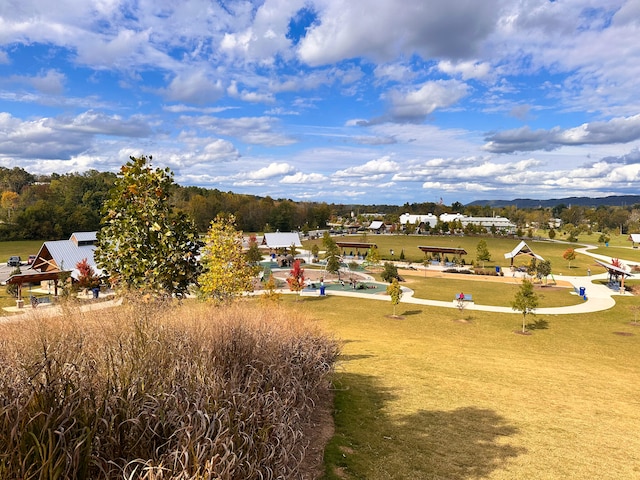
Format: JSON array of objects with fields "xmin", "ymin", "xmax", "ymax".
[{"xmin": 0, "ymin": 261, "xmax": 32, "ymax": 285}]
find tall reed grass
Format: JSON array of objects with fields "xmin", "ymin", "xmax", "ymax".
[{"xmin": 0, "ymin": 300, "xmax": 339, "ymax": 479}]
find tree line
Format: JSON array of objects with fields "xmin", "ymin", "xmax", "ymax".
[{"xmin": 1, "ymin": 165, "xmax": 639, "ymax": 241}]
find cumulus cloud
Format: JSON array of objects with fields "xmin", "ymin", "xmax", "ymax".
[
  {"xmin": 280, "ymin": 172, "xmax": 327, "ymax": 184},
  {"xmin": 334, "ymin": 156, "xmax": 400, "ymax": 177},
  {"xmin": 220, "ymin": 0, "xmax": 305, "ymax": 63},
  {"xmin": 484, "ymin": 114, "xmax": 640, "ymax": 153},
  {"xmin": 246, "ymin": 162, "xmax": 296, "ymax": 180},
  {"xmin": 437, "ymin": 60, "xmax": 493, "ymax": 81},
  {"xmin": 0, "ymin": 110, "xmax": 152, "ymax": 160},
  {"xmin": 297, "ymin": 0, "xmax": 505, "ymax": 66},
  {"xmin": 161, "ymin": 71, "xmax": 225, "ymax": 105},
  {"xmin": 227, "ymin": 81, "xmax": 275, "ymax": 103},
  {"xmin": 51, "ymin": 110, "xmax": 151, "ymax": 137},
  {"xmin": 183, "ymin": 116, "xmax": 296, "ymax": 146},
  {"xmin": 385, "ymin": 80, "xmax": 469, "ymax": 123}
]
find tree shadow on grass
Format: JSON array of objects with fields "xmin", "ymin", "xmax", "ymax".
[
  {"xmin": 399, "ymin": 309, "xmax": 423, "ymax": 316},
  {"xmin": 526, "ymin": 318, "xmax": 549, "ymax": 330},
  {"xmin": 324, "ymin": 372, "xmax": 525, "ymax": 479}
]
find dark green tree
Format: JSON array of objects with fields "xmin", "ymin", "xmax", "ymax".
[
  {"xmin": 476, "ymin": 239, "xmax": 491, "ymax": 268},
  {"xmin": 536, "ymin": 259, "xmax": 552, "ymax": 284},
  {"xmin": 381, "ymin": 262, "xmax": 400, "ymax": 283},
  {"xmin": 323, "ymin": 232, "xmax": 341, "ymax": 277},
  {"xmin": 95, "ymin": 155, "xmax": 202, "ymax": 298},
  {"xmin": 245, "ymin": 234, "xmax": 263, "ymax": 265}
]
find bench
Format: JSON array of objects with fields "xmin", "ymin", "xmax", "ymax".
[
  {"xmin": 454, "ymin": 294, "xmax": 473, "ymax": 302},
  {"xmin": 30, "ymin": 296, "xmax": 52, "ymax": 308}
]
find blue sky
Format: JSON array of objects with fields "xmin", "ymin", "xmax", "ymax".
[{"xmin": 1, "ymin": 0, "xmax": 639, "ymax": 205}]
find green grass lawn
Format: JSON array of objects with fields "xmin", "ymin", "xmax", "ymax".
[
  {"xmin": 0, "ymin": 240, "xmax": 45, "ymax": 310},
  {"xmin": 278, "ymin": 293, "xmax": 640, "ymax": 480},
  {"xmin": 391, "ymin": 273, "xmax": 584, "ymax": 308},
  {"xmin": 303, "ymin": 234, "xmax": 605, "ymax": 276},
  {"xmin": 0, "ymin": 239, "xmax": 44, "ymax": 262}
]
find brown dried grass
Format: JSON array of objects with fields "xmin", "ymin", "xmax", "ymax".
[{"xmin": 0, "ymin": 299, "xmax": 339, "ymax": 479}]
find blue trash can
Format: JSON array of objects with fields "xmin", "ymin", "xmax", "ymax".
[{"xmin": 579, "ymin": 287, "xmax": 585, "ymax": 297}]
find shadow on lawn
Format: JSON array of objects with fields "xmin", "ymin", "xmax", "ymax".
[{"xmin": 325, "ymin": 372, "xmax": 525, "ymax": 479}]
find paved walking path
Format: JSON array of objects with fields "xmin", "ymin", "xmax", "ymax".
[
  {"xmin": 276, "ymin": 244, "xmax": 635, "ymax": 315},
  {"xmin": 3, "ymin": 244, "xmax": 634, "ymax": 319}
]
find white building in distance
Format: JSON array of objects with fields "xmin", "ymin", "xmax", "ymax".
[{"xmin": 400, "ymin": 213, "xmax": 516, "ymax": 233}]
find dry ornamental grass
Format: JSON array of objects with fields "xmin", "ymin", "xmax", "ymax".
[{"xmin": 0, "ymin": 299, "xmax": 339, "ymax": 480}]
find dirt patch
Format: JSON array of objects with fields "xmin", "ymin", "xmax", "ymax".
[
  {"xmin": 397, "ymin": 268, "xmax": 573, "ymax": 288},
  {"xmin": 513, "ymin": 330, "xmax": 533, "ymax": 335},
  {"xmin": 385, "ymin": 314, "xmax": 405, "ymax": 320},
  {"xmin": 613, "ymin": 331, "xmax": 635, "ymax": 336}
]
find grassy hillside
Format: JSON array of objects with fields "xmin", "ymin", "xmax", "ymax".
[{"xmin": 287, "ymin": 294, "xmax": 640, "ymax": 479}]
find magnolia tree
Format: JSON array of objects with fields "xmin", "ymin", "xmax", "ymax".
[
  {"xmin": 199, "ymin": 214, "xmax": 255, "ymax": 304},
  {"xmin": 95, "ymin": 155, "xmax": 202, "ymax": 298}
]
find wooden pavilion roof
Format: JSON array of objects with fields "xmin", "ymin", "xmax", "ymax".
[
  {"xmin": 336, "ymin": 242, "xmax": 377, "ymax": 250},
  {"xmin": 418, "ymin": 246, "xmax": 467, "ymax": 255},
  {"xmin": 6, "ymin": 271, "xmax": 71, "ymax": 285}
]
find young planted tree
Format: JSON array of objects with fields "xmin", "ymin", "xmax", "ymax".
[
  {"xmin": 75, "ymin": 258, "xmax": 100, "ymax": 291},
  {"xmin": 563, "ymin": 248, "xmax": 576, "ymax": 269},
  {"xmin": 95, "ymin": 155, "xmax": 202, "ymax": 298},
  {"xmin": 536, "ymin": 259, "xmax": 552, "ymax": 285},
  {"xmin": 386, "ymin": 278, "xmax": 403, "ymax": 317},
  {"xmin": 511, "ymin": 279, "xmax": 539, "ymax": 334},
  {"xmin": 476, "ymin": 239, "xmax": 491, "ymax": 268},
  {"xmin": 199, "ymin": 214, "xmax": 255, "ymax": 304},
  {"xmin": 245, "ymin": 234, "xmax": 263, "ymax": 265},
  {"xmin": 287, "ymin": 259, "xmax": 305, "ymax": 295},
  {"xmin": 323, "ymin": 233, "xmax": 341, "ymax": 277}
]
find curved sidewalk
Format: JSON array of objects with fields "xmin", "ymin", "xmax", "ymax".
[{"xmin": 286, "ymin": 245, "xmax": 630, "ymax": 315}]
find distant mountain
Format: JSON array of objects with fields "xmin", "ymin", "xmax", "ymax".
[{"xmin": 467, "ymin": 195, "xmax": 640, "ymax": 209}]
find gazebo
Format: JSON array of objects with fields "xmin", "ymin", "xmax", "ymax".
[
  {"xmin": 6, "ymin": 271, "xmax": 70, "ymax": 308},
  {"xmin": 504, "ymin": 241, "xmax": 544, "ymax": 266},
  {"xmin": 595, "ymin": 259, "xmax": 633, "ymax": 293}
]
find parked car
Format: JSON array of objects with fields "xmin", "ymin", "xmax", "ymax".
[
  {"xmin": 7, "ymin": 256, "xmax": 21, "ymax": 267},
  {"xmin": 27, "ymin": 254, "xmax": 37, "ymax": 265}
]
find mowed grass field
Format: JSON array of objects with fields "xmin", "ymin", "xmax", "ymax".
[
  {"xmin": 284, "ymin": 293, "xmax": 640, "ymax": 480},
  {"xmin": 303, "ymin": 233, "xmax": 631, "ymax": 276},
  {"xmin": 0, "ymin": 240, "xmax": 45, "ymax": 309}
]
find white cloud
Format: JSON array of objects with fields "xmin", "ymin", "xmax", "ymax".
[
  {"xmin": 484, "ymin": 114, "xmax": 640, "ymax": 153},
  {"xmin": 246, "ymin": 162, "xmax": 296, "ymax": 180},
  {"xmin": 385, "ymin": 80, "xmax": 469, "ymax": 122},
  {"xmin": 281, "ymin": 172, "xmax": 327, "ymax": 184},
  {"xmin": 334, "ymin": 157, "xmax": 400, "ymax": 177},
  {"xmin": 161, "ymin": 71, "xmax": 225, "ymax": 105},
  {"xmin": 297, "ymin": 0, "xmax": 505, "ymax": 66},
  {"xmin": 438, "ymin": 60, "xmax": 493, "ymax": 81}
]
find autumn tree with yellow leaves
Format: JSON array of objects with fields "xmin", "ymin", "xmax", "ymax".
[{"xmin": 198, "ymin": 214, "xmax": 255, "ymax": 304}]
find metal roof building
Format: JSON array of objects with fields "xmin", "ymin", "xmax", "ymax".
[
  {"xmin": 261, "ymin": 232, "xmax": 302, "ymax": 249},
  {"xmin": 32, "ymin": 231, "xmax": 101, "ymax": 280}
]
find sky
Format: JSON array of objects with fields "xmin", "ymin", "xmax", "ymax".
[{"xmin": 1, "ymin": 0, "xmax": 640, "ymax": 206}]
